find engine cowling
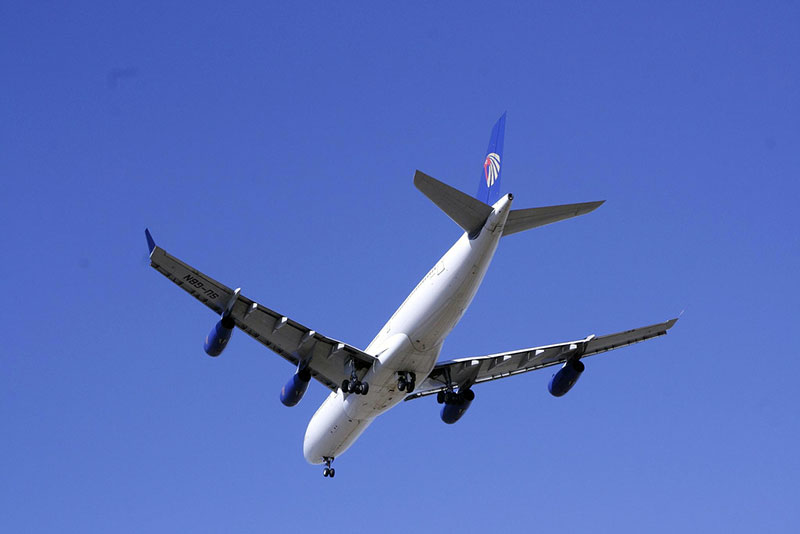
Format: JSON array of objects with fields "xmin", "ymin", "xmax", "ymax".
[
  {"xmin": 204, "ymin": 316, "xmax": 235, "ymax": 356},
  {"xmin": 280, "ymin": 368, "xmax": 311, "ymax": 407},
  {"xmin": 548, "ymin": 359, "xmax": 585, "ymax": 397},
  {"xmin": 439, "ymin": 388, "xmax": 475, "ymax": 424}
]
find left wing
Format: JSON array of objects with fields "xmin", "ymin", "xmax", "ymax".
[
  {"xmin": 404, "ymin": 318, "xmax": 678, "ymax": 400},
  {"xmin": 145, "ymin": 229, "xmax": 376, "ymax": 391}
]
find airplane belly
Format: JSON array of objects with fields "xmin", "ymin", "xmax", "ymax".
[
  {"xmin": 344, "ymin": 333, "xmax": 438, "ymax": 420},
  {"xmin": 381, "ymin": 231, "xmax": 500, "ymax": 353},
  {"xmin": 303, "ymin": 391, "xmax": 373, "ymax": 464}
]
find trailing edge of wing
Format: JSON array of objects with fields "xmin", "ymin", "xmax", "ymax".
[{"xmin": 502, "ymin": 201, "xmax": 605, "ymax": 236}]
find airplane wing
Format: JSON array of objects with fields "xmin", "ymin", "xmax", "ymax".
[
  {"xmin": 404, "ymin": 318, "xmax": 678, "ymax": 400},
  {"xmin": 145, "ymin": 230, "xmax": 376, "ymax": 391}
]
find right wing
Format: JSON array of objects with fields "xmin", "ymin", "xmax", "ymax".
[
  {"xmin": 146, "ymin": 230, "xmax": 376, "ymax": 391},
  {"xmin": 405, "ymin": 318, "xmax": 678, "ymax": 400}
]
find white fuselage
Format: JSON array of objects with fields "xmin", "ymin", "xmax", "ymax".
[{"xmin": 303, "ymin": 194, "xmax": 513, "ymax": 464}]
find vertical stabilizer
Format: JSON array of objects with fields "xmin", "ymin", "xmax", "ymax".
[{"xmin": 475, "ymin": 113, "xmax": 506, "ymax": 205}]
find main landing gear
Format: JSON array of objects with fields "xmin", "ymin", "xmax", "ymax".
[
  {"xmin": 397, "ymin": 371, "xmax": 416, "ymax": 393},
  {"xmin": 342, "ymin": 372, "xmax": 369, "ymax": 395},
  {"xmin": 322, "ymin": 457, "xmax": 335, "ymax": 478}
]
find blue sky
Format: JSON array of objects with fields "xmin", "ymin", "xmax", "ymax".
[{"xmin": 2, "ymin": 1, "xmax": 798, "ymax": 532}]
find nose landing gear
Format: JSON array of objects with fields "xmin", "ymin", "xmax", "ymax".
[
  {"xmin": 397, "ymin": 371, "xmax": 416, "ymax": 393},
  {"xmin": 322, "ymin": 457, "xmax": 336, "ymax": 478}
]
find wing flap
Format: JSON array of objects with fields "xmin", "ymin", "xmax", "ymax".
[{"xmin": 229, "ymin": 295, "xmax": 375, "ymax": 390}]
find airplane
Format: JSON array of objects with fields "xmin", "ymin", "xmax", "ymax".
[{"xmin": 144, "ymin": 114, "xmax": 677, "ymax": 478}]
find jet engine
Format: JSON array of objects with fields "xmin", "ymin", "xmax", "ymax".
[
  {"xmin": 280, "ymin": 368, "xmax": 312, "ymax": 407},
  {"xmin": 438, "ymin": 388, "xmax": 475, "ymax": 424},
  {"xmin": 204, "ymin": 316, "xmax": 235, "ymax": 356},
  {"xmin": 548, "ymin": 359, "xmax": 585, "ymax": 397}
]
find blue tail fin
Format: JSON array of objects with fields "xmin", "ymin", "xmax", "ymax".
[{"xmin": 475, "ymin": 113, "xmax": 506, "ymax": 205}]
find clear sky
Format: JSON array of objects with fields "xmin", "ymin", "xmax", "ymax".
[{"xmin": 2, "ymin": 1, "xmax": 798, "ymax": 532}]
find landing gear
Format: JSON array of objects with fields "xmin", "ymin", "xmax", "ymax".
[
  {"xmin": 341, "ymin": 378, "xmax": 369, "ymax": 395},
  {"xmin": 397, "ymin": 371, "xmax": 416, "ymax": 393},
  {"xmin": 322, "ymin": 457, "xmax": 336, "ymax": 478}
]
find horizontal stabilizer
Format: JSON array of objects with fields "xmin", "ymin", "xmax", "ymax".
[
  {"xmin": 502, "ymin": 201, "xmax": 605, "ymax": 236},
  {"xmin": 414, "ymin": 170, "xmax": 493, "ymax": 235}
]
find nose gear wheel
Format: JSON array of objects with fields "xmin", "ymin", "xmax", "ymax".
[{"xmin": 322, "ymin": 457, "xmax": 336, "ymax": 478}]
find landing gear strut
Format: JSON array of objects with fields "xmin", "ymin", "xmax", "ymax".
[
  {"xmin": 397, "ymin": 371, "xmax": 416, "ymax": 393},
  {"xmin": 322, "ymin": 457, "xmax": 336, "ymax": 478}
]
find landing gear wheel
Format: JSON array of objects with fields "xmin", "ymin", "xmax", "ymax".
[
  {"xmin": 397, "ymin": 371, "xmax": 417, "ymax": 393},
  {"xmin": 437, "ymin": 391, "xmax": 445, "ymax": 404},
  {"xmin": 360, "ymin": 382, "xmax": 369, "ymax": 395},
  {"xmin": 342, "ymin": 380, "xmax": 350, "ymax": 393},
  {"xmin": 353, "ymin": 382, "xmax": 362, "ymax": 395},
  {"xmin": 322, "ymin": 457, "xmax": 335, "ymax": 478}
]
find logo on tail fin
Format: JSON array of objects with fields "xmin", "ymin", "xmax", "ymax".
[{"xmin": 484, "ymin": 153, "xmax": 501, "ymax": 187}]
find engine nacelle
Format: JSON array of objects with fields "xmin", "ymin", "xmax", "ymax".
[
  {"xmin": 204, "ymin": 316, "xmax": 235, "ymax": 356},
  {"xmin": 280, "ymin": 368, "xmax": 311, "ymax": 407},
  {"xmin": 439, "ymin": 388, "xmax": 475, "ymax": 424},
  {"xmin": 548, "ymin": 359, "xmax": 585, "ymax": 397}
]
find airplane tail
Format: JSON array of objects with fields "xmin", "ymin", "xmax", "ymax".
[
  {"xmin": 414, "ymin": 170, "xmax": 492, "ymax": 236},
  {"xmin": 415, "ymin": 113, "xmax": 605, "ymax": 235},
  {"xmin": 412, "ymin": 114, "xmax": 506, "ymax": 235},
  {"xmin": 476, "ymin": 113, "xmax": 506, "ymax": 205}
]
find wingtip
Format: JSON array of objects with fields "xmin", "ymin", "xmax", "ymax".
[
  {"xmin": 145, "ymin": 228, "xmax": 156, "ymax": 255},
  {"xmin": 666, "ymin": 317, "xmax": 680, "ymax": 329},
  {"xmin": 583, "ymin": 200, "xmax": 606, "ymax": 214},
  {"xmin": 413, "ymin": 169, "xmax": 434, "ymax": 187}
]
